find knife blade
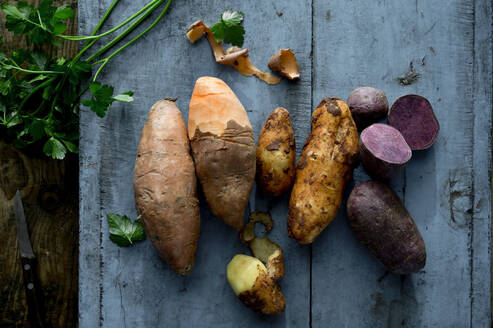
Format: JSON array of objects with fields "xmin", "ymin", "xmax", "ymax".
[
  {"xmin": 14, "ymin": 190, "xmax": 46, "ymax": 328},
  {"xmin": 14, "ymin": 191, "xmax": 35, "ymax": 259}
]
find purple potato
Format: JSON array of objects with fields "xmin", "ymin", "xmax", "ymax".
[
  {"xmin": 346, "ymin": 181, "xmax": 426, "ymax": 274},
  {"xmin": 347, "ymin": 87, "xmax": 389, "ymax": 129}
]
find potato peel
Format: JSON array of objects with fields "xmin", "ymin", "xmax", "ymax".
[
  {"xmin": 239, "ymin": 211, "xmax": 274, "ymax": 244},
  {"xmin": 186, "ymin": 20, "xmax": 280, "ymax": 85},
  {"xmin": 268, "ymin": 49, "xmax": 300, "ymax": 80}
]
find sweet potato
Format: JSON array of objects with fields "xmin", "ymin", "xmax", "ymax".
[
  {"xmin": 256, "ymin": 107, "xmax": 296, "ymax": 196},
  {"xmin": 347, "ymin": 86, "xmax": 389, "ymax": 130},
  {"xmin": 359, "ymin": 123, "xmax": 412, "ymax": 180},
  {"xmin": 388, "ymin": 94, "xmax": 439, "ymax": 150},
  {"xmin": 134, "ymin": 100, "xmax": 200, "ymax": 275},
  {"xmin": 346, "ymin": 181, "xmax": 426, "ymax": 274},
  {"xmin": 288, "ymin": 98, "xmax": 359, "ymax": 244},
  {"xmin": 188, "ymin": 76, "xmax": 256, "ymax": 230}
]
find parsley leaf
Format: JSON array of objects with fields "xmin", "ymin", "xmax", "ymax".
[
  {"xmin": 210, "ymin": 22, "xmax": 225, "ymax": 43},
  {"xmin": 210, "ymin": 10, "xmax": 245, "ymax": 47},
  {"xmin": 82, "ymin": 82, "xmax": 134, "ymax": 117},
  {"xmin": 2, "ymin": 0, "xmax": 73, "ymax": 45},
  {"xmin": 107, "ymin": 214, "xmax": 146, "ymax": 247},
  {"xmin": 43, "ymin": 136, "xmax": 66, "ymax": 159},
  {"xmin": 223, "ymin": 24, "xmax": 244, "ymax": 47},
  {"xmin": 221, "ymin": 10, "xmax": 244, "ymax": 26}
]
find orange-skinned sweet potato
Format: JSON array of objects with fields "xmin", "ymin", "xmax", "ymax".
[
  {"xmin": 134, "ymin": 99, "xmax": 200, "ymax": 275},
  {"xmin": 188, "ymin": 76, "xmax": 256, "ymax": 230}
]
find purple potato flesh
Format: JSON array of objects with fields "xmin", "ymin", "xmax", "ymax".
[
  {"xmin": 388, "ymin": 95, "xmax": 439, "ymax": 150},
  {"xmin": 359, "ymin": 123, "xmax": 411, "ymax": 180}
]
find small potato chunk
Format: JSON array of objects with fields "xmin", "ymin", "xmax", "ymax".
[
  {"xmin": 346, "ymin": 181, "xmax": 426, "ymax": 274},
  {"xmin": 227, "ymin": 254, "xmax": 285, "ymax": 314},
  {"xmin": 256, "ymin": 108, "xmax": 296, "ymax": 196},
  {"xmin": 230, "ymin": 211, "xmax": 286, "ymax": 314},
  {"xmin": 227, "ymin": 255, "xmax": 267, "ymax": 296},
  {"xmin": 288, "ymin": 98, "xmax": 359, "ymax": 244}
]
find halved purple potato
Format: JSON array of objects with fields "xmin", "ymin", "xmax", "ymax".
[
  {"xmin": 388, "ymin": 95, "xmax": 439, "ymax": 150},
  {"xmin": 360, "ymin": 123, "xmax": 412, "ymax": 180}
]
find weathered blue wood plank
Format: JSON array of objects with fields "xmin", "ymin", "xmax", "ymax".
[
  {"xmin": 80, "ymin": 0, "xmax": 491, "ymax": 327},
  {"xmin": 79, "ymin": 0, "xmax": 312, "ymax": 327},
  {"xmin": 311, "ymin": 0, "xmax": 491, "ymax": 327}
]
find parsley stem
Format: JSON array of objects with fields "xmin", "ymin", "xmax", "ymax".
[
  {"xmin": 92, "ymin": 0, "xmax": 172, "ymax": 81},
  {"xmin": 36, "ymin": 10, "xmax": 47, "ymax": 31},
  {"xmin": 71, "ymin": 0, "xmax": 121, "ymax": 64},
  {"xmin": 59, "ymin": 0, "xmax": 159, "ymax": 41},
  {"xmin": 8, "ymin": 62, "xmax": 64, "ymax": 75},
  {"xmin": 18, "ymin": 77, "xmax": 57, "ymax": 113},
  {"xmin": 86, "ymin": 0, "xmax": 163, "ymax": 63}
]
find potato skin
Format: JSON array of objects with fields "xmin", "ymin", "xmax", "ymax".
[
  {"xmin": 238, "ymin": 271, "xmax": 286, "ymax": 314},
  {"xmin": 347, "ymin": 87, "xmax": 388, "ymax": 130},
  {"xmin": 288, "ymin": 98, "xmax": 359, "ymax": 244},
  {"xmin": 134, "ymin": 100, "xmax": 200, "ymax": 275},
  {"xmin": 256, "ymin": 107, "xmax": 296, "ymax": 196},
  {"xmin": 346, "ymin": 181, "xmax": 426, "ymax": 274}
]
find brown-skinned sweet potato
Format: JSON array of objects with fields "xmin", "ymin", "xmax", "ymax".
[
  {"xmin": 134, "ymin": 100, "xmax": 200, "ymax": 275},
  {"xmin": 288, "ymin": 98, "xmax": 359, "ymax": 244},
  {"xmin": 188, "ymin": 76, "xmax": 256, "ymax": 230},
  {"xmin": 256, "ymin": 107, "xmax": 296, "ymax": 196},
  {"xmin": 346, "ymin": 180, "xmax": 426, "ymax": 274},
  {"xmin": 359, "ymin": 123, "xmax": 412, "ymax": 180}
]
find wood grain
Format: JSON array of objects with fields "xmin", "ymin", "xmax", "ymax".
[
  {"xmin": 78, "ymin": 0, "xmax": 492, "ymax": 327},
  {"xmin": 0, "ymin": 1, "xmax": 78, "ymax": 327},
  {"xmin": 79, "ymin": 0, "xmax": 312, "ymax": 327}
]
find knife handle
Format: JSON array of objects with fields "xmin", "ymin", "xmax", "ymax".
[{"xmin": 21, "ymin": 256, "xmax": 46, "ymax": 328}]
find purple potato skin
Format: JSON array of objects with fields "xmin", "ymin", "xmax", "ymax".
[
  {"xmin": 359, "ymin": 123, "xmax": 412, "ymax": 180},
  {"xmin": 346, "ymin": 181, "xmax": 426, "ymax": 274},
  {"xmin": 347, "ymin": 87, "xmax": 389, "ymax": 130},
  {"xmin": 388, "ymin": 95, "xmax": 439, "ymax": 150}
]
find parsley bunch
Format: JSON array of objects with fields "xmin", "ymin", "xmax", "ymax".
[{"xmin": 0, "ymin": 0, "xmax": 172, "ymax": 159}]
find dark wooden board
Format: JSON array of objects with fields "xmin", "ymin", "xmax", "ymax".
[
  {"xmin": 0, "ymin": 1, "xmax": 79, "ymax": 326},
  {"xmin": 79, "ymin": 0, "xmax": 492, "ymax": 327}
]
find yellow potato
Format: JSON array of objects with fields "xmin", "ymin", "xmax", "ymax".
[
  {"xmin": 288, "ymin": 98, "xmax": 359, "ymax": 244},
  {"xmin": 256, "ymin": 107, "xmax": 296, "ymax": 196}
]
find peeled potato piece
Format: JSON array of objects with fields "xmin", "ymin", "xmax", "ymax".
[{"xmin": 228, "ymin": 212, "xmax": 286, "ymax": 314}]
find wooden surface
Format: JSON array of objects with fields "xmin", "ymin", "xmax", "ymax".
[
  {"xmin": 0, "ymin": 1, "xmax": 79, "ymax": 327},
  {"xmin": 79, "ymin": 0, "xmax": 492, "ymax": 327}
]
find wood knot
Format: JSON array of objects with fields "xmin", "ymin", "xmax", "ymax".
[{"xmin": 38, "ymin": 185, "xmax": 63, "ymax": 212}]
